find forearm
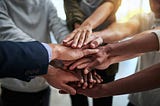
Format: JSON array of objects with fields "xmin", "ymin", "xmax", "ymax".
[
  {"xmin": 81, "ymin": 2, "xmax": 114, "ymax": 29},
  {"xmin": 47, "ymin": 1, "xmax": 69, "ymax": 43},
  {"xmin": 101, "ymin": 63, "xmax": 160, "ymax": 97},
  {"xmin": 94, "ymin": 21, "xmax": 139, "ymax": 43},
  {"xmin": 108, "ymin": 31, "xmax": 159, "ymax": 57}
]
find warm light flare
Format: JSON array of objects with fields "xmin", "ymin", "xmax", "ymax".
[{"xmin": 116, "ymin": 0, "xmax": 151, "ymax": 22}]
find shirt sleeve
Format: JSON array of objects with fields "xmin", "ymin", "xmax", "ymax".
[
  {"xmin": 151, "ymin": 30, "xmax": 160, "ymax": 51},
  {"xmin": 47, "ymin": 1, "xmax": 69, "ymax": 43}
]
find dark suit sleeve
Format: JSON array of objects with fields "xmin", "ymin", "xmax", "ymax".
[{"xmin": 0, "ymin": 41, "xmax": 49, "ymax": 81}]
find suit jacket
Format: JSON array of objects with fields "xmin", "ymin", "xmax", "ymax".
[{"xmin": 0, "ymin": 41, "xmax": 49, "ymax": 81}]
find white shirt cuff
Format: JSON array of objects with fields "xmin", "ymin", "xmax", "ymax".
[{"xmin": 41, "ymin": 43, "xmax": 52, "ymax": 62}]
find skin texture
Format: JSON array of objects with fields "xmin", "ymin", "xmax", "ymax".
[
  {"xmin": 70, "ymin": 0, "xmax": 160, "ymax": 98},
  {"xmin": 63, "ymin": 1, "xmax": 115, "ymax": 48},
  {"xmin": 43, "ymin": 65, "xmax": 81, "ymax": 95},
  {"xmin": 69, "ymin": 30, "xmax": 159, "ymax": 74},
  {"xmin": 77, "ymin": 63, "xmax": 160, "ymax": 98},
  {"xmin": 48, "ymin": 44, "xmax": 99, "ymax": 60}
]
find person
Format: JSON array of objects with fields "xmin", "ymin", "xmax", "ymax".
[
  {"xmin": 69, "ymin": 0, "xmax": 160, "ymax": 106},
  {"xmin": 74, "ymin": 30, "xmax": 160, "ymax": 98},
  {"xmin": 0, "ymin": 0, "xmax": 97, "ymax": 106},
  {"xmin": 63, "ymin": 0, "xmax": 121, "ymax": 106}
]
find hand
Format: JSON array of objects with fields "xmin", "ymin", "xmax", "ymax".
[
  {"xmin": 77, "ymin": 84, "xmax": 105, "ymax": 98},
  {"xmin": 43, "ymin": 65, "xmax": 80, "ymax": 95},
  {"xmin": 48, "ymin": 44, "xmax": 99, "ymax": 61},
  {"xmin": 76, "ymin": 70, "xmax": 103, "ymax": 89},
  {"xmin": 63, "ymin": 23, "xmax": 92, "ymax": 48},
  {"xmin": 88, "ymin": 32, "xmax": 103, "ymax": 48},
  {"xmin": 69, "ymin": 45, "xmax": 112, "ymax": 74},
  {"xmin": 58, "ymin": 71, "xmax": 103, "ymax": 94}
]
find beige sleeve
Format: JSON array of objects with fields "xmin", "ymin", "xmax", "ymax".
[{"xmin": 152, "ymin": 30, "xmax": 160, "ymax": 51}]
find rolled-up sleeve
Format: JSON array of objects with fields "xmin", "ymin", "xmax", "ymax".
[
  {"xmin": 47, "ymin": 1, "xmax": 69, "ymax": 43},
  {"xmin": 152, "ymin": 30, "xmax": 160, "ymax": 51}
]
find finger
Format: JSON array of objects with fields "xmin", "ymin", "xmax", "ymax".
[
  {"xmin": 90, "ymin": 37, "xmax": 103, "ymax": 48},
  {"xmin": 77, "ymin": 30, "xmax": 86, "ymax": 48},
  {"xmin": 88, "ymin": 73, "xmax": 94, "ymax": 88},
  {"xmin": 82, "ymin": 49, "xmax": 99, "ymax": 57},
  {"xmin": 61, "ymin": 84, "xmax": 77, "ymax": 95},
  {"xmin": 88, "ymin": 72, "xmax": 94, "ymax": 83},
  {"xmin": 70, "ymin": 58, "xmax": 90, "ymax": 70},
  {"xmin": 76, "ymin": 70, "xmax": 84, "ymax": 84},
  {"xmin": 63, "ymin": 40, "xmax": 73, "ymax": 47},
  {"xmin": 93, "ymin": 75, "xmax": 101, "ymax": 84},
  {"xmin": 82, "ymin": 74, "xmax": 88, "ymax": 89},
  {"xmin": 81, "ymin": 45, "xmax": 90, "ymax": 49},
  {"xmin": 84, "ymin": 35, "xmax": 95, "ymax": 46},
  {"xmin": 63, "ymin": 31, "xmax": 77, "ymax": 43},
  {"xmin": 78, "ymin": 82, "xmax": 82, "ymax": 87},
  {"xmin": 84, "ymin": 30, "xmax": 92, "ymax": 45},
  {"xmin": 77, "ymin": 63, "xmax": 90, "ymax": 69},
  {"xmin": 88, "ymin": 82, "xmax": 94, "ymax": 88},
  {"xmin": 63, "ymin": 60, "xmax": 75, "ymax": 67},
  {"xmin": 72, "ymin": 31, "xmax": 81, "ymax": 48},
  {"xmin": 84, "ymin": 60, "xmax": 99, "ymax": 74},
  {"xmin": 93, "ymin": 72, "xmax": 101, "ymax": 84},
  {"xmin": 95, "ymin": 72, "xmax": 103, "ymax": 82},
  {"xmin": 75, "ymin": 70, "xmax": 84, "ymax": 84}
]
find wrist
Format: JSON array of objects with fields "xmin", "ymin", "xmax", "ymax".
[
  {"xmin": 104, "ymin": 44, "xmax": 115, "ymax": 65},
  {"xmin": 48, "ymin": 44, "xmax": 60, "ymax": 60},
  {"xmin": 81, "ymin": 22, "xmax": 93, "ymax": 29}
]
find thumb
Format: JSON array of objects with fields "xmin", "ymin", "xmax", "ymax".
[
  {"xmin": 61, "ymin": 84, "xmax": 77, "ymax": 95},
  {"xmin": 90, "ymin": 37, "xmax": 103, "ymax": 48},
  {"xmin": 84, "ymin": 60, "xmax": 98, "ymax": 74}
]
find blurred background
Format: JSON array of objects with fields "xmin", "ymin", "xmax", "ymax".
[
  {"xmin": 49, "ymin": 0, "xmax": 151, "ymax": 106},
  {"xmin": 0, "ymin": 0, "xmax": 151, "ymax": 106}
]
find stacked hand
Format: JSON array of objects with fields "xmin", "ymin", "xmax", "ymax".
[
  {"xmin": 63, "ymin": 23, "xmax": 103, "ymax": 49},
  {"xmin": 45, "ymin": 28, "xmax": 112, "ymax": 95}
]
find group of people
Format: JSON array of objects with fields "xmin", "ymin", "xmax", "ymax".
[{"xmin": 0, "ymin": 0, "xmax": 160, "ymax": 106}]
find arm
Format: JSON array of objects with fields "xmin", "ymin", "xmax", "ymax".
[
  {"xmin": 81, "ymin": 0, "xmax": 116, "ymax": 29},
  {"xmin": 0, "ymin": 1, "xmax": 34, "ymax": 42},
  {"xmin": 69, "ymin": 30, "xmax": 160, "ymax": 73},
  {"xmin": 0, "ymin": 41, "xmax": 49, "ymax": 81},
  {"xmin": 77, "ymin": 62, "xmax": 160, "ymax": 98},
  {"xmin": 92, "ymin": 15, "xmax": 141, "ymax": 43},
  {"xmin": 47, "ymin": 1, "xmax": 69, "ymax": 43},
  {"xmin": 93, "ymin": 30, "xmax": 159, "ymax": 70},
  {"xmin": 0, "ymin": 40, "xmax": 99, "ymax": 82},
  {"xmin": 63, "ymin": 0, "xmax": 121, "ymax": 48}
]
